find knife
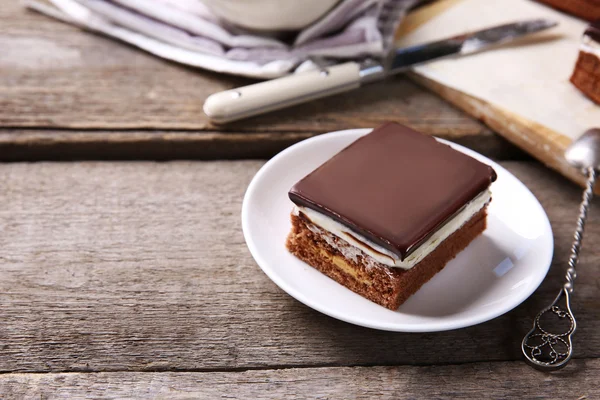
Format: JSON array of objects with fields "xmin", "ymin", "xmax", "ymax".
[{"xmin": 203, "ymin": 19, "xmax": 557, "ymax": 124}]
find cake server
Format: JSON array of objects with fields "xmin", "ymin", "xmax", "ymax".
[
  {"xmin": 203, "ymin": 19, "xmax": 557, "ymax": 123},
  {"xmin": 522, "ymin": 128, "xmax": 600, "ymax": 371}
]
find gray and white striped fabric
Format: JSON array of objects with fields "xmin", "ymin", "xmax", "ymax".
[{"xmin": 24, "ymin": 0, "xmax": 417, "ymax": 78}]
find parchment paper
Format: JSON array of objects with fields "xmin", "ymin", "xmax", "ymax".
[{"xmin": 397, "ymin": 0, "xmax": 599, "ymax": 141}]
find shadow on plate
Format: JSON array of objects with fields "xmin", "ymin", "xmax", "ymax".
[{"xmin": 399, "ymin": 231, "xmax": 518, "ymax": 318}]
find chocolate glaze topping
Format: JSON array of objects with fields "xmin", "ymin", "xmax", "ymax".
[
  {"xmin": 585, "ymin": 20, "xmax": 600, "ymax": 43},
  {"xmin": 289, "ymin": 122, "xmax": 497, "ymax": 260}
]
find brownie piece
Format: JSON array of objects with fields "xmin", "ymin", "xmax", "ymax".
[
  {"xmin": 571, "ymin": 21, "xmax": 600, "ymax": 104},
  {"xmin": 285, "ymin": 122, "xmax": 496, "ymax": 310}
]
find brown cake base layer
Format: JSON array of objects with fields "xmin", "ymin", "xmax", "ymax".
[
  {"xmin": 537, "ymin": 0, "xmax": 600, "ymax": 21},
  {"xmin": 571, "ymin": 50, "xmax": 600, "ymax": 105},
  {"xmin": 286, "ymin": 207, "xmax": 488, "ymax": 310}
]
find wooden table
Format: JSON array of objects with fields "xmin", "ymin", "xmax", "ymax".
[{"xmin": 1, "ymin": 4, "xmax": 599, "ymax": 399}]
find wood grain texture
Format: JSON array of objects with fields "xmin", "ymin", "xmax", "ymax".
[
  {"xmin": 0, "ymin": 2, "xmax": 523, "ymax": 161},
  {"xmin": 0, "ymin": 359, "xmax": 598, "ymax": 400},
  {"xmin": 0, "ymin": 3, "xmax": 485, "ymax": 132},
  {"xmin": 410, "ymin": 74, "xmax": 600, "ymax": 194},
  {"xmin": 0, "ymin": 161, "xmax": 598, "ymax": 373}
]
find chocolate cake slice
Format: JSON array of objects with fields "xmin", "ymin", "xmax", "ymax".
[
  {"xmin": 286, "ymin": 122, "xmax": 497, "ymax": 310},
  {"xmin": 571, "ymin": 21, "xmax": 600, "ymax": 105}
]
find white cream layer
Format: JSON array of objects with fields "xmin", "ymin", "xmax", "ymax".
[
  {"xmin": 581, "ymin": 35, "xmax": 600, "ymax": 57},
  {"xmin": 293, "ymin": 189, "xmax": 491, "ymax": 270}
]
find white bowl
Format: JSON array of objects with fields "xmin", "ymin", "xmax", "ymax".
[{"xmin": 201, "ymin": 0, "xmax": 340, "ymax": 31}]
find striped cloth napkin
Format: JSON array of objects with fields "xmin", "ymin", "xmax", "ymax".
[{"xmin": 24, "ymin": 0, "xmax": 416, "ymax": 78}]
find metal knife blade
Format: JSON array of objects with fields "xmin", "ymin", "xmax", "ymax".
[
  {"xmin": 204, "ymin": 19, "xmax": 557, "ymax": 124},
  {"xmin": 386, "ymin": 19, "xmax": 558, "ymax": 73}
]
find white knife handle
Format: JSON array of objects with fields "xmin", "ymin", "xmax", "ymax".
[{"xmin": 203, "ymin": 62, "xmax": 361, "ymax": 124}]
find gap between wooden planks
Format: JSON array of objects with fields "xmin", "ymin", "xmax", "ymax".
[{"xmin": 0, "ymin": 128, "xmax": 525, "ymax": 161}]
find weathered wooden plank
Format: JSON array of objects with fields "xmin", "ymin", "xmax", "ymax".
[
  {"xmin": 0, "ymin": 160, "xmax": 598, "ymax": 373},
  {"xmin": 0, "ymin": 359, "xmax": 598, "ymax": 400},
  {"xmin": 0, "ymin": 2, "xmax": 515, "ymax": 160},
  {"xmin": 0, "ymin": 128, "xmax": 525, "ymax": 161}
]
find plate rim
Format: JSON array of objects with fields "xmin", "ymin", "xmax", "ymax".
[{"xmin": 242, "ymin": 128, "xmax": 554, "ymax": 332}]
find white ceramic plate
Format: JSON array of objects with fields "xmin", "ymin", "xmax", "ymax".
[{"xmin": 242, "ymin": 129, "xmax": 553, "ymax": 332}]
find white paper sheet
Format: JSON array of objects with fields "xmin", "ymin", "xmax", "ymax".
[{"xmin": 397, "ymin": 0, "xmax": 599, "ymax": 141}]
